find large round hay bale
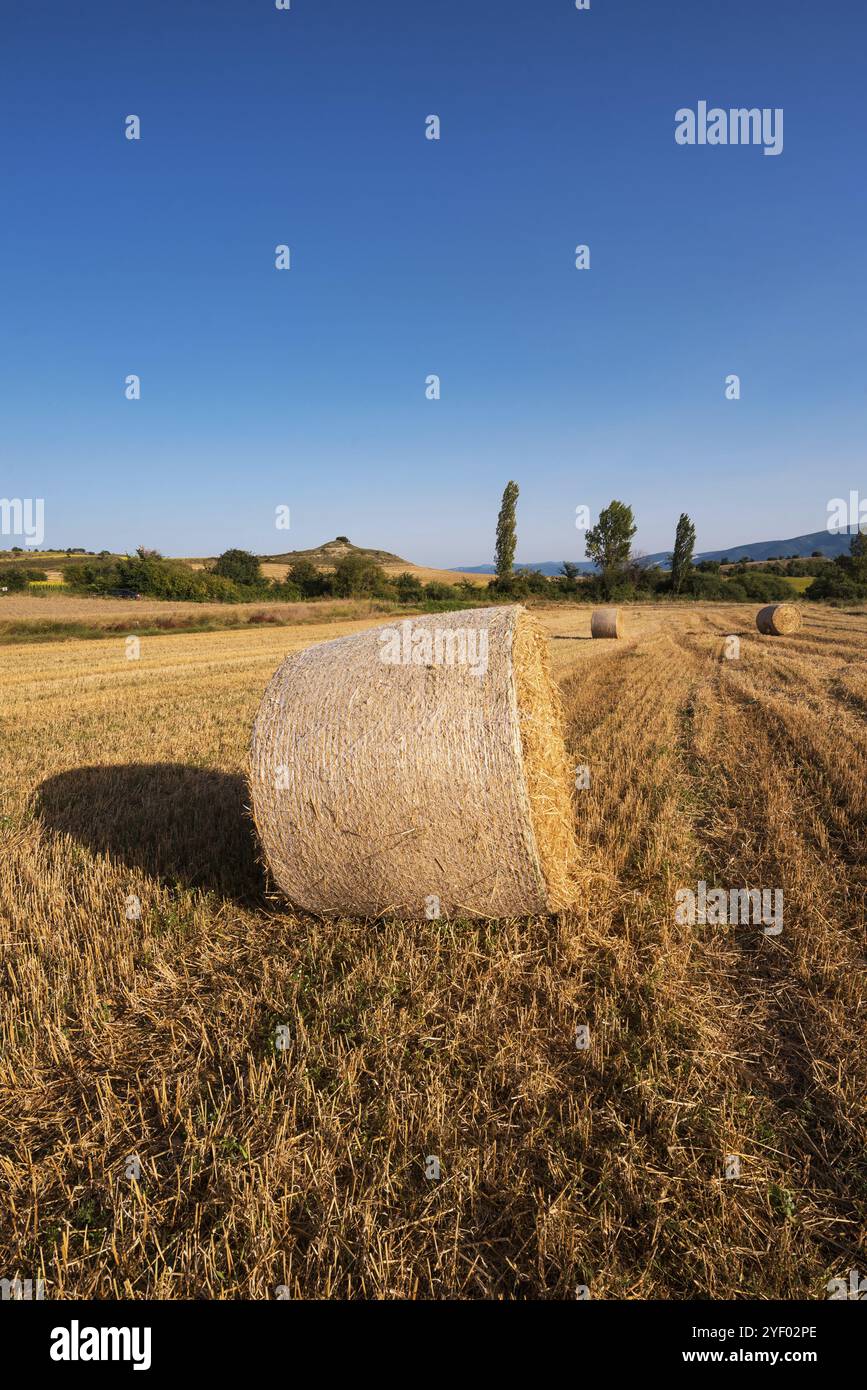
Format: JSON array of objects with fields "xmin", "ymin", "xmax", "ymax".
[
  {"xmin": 756, "ymin": 603, "xmax": 802, "ymax": 636},
  {"xmin": 591, "ymin": 607, "xmax": 621, "ymax": 639},
  {"xmin": 249, "ymin": 606, "xmax": 578, "ymax": 919}
]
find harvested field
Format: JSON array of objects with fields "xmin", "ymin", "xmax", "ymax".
[
  {"xmin": 0, "ymin": 594, "xmax": 406, "ymax": 644},
  {"xmin": 381, "ymin": 563, "xmax": 490, "ymax": 587},
  {"xmin": 0, "ymin": 602, "xmax": 864, "ymax": 1298},
  {"xmin": 0, "ymin": 593, "xmax": 397, "ymax": 625},
  {"xmin": 259, "ymin": 560, "xmax": 491, "ymax": 587},
  {"xmin": 0, "ymin": 590, "xmax": 494, "ymax": 647}
]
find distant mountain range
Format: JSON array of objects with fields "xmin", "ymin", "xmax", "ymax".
[{"xmin": 454, "ymin": 527, "xmax": 859, "ymax": 576}]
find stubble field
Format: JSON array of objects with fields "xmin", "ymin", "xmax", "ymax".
[{"xmin": 1, "ymin": 602, "xmax": 864, "ymax": 1298}]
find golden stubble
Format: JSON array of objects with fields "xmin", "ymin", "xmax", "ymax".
[{"xmin": 0, "ymin": 601, "xmax": 864, "ymax": 1298}]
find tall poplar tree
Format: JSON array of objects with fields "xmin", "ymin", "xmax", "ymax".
[{"xmin": 495, "ymin": 481, "xmax": 520, "ymax": 585}]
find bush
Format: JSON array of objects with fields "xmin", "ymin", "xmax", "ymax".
[
  {"xmin": 422, "ymin": 581, "xmax": 461, "ymax": 602},
  {"xmin": 66, "ymin": 555, "xmax": 248, "ymax": 602},
  {"xmin": 692, "ymin": 574, "xmax": 728, "ymax": 599},
  {"xmin": 0, "ymin": 566, "xmax": 48, "ymax": 588},
  {"xmin": 635, "ymin": 565, "xmax": 667, "ymax": 595},
  {"xmin": 723, "ymin": 580, "xmax": 749, "ymax": 601},
  {"xmin": 488, "ymin": 574, "xmax": 519, "ymax": 597},
  {"xmin": 287, "ymin": 560, "xmax": 330, "ymax": 598},
  {"xmin": 602, "ymin": 578, "xmax": 637, "ymax": 602},
  {"xmin": 521, "ymin": 569, "xmax": 552, "ymax": 595},
  {"xmin": 686, "ymin": 573, "xmax": 733, "ymax": 599},
  {"xmin": 0, "ymin": 567, "xmax": 29, "ymax": 592},
  {"xmin": 734, "ymin": 571, "xmax": 796, "ymax": 602},
  {"xmin": 806, "ymin": 572, "xmax": 867, "ymax": 602},
  {"xmin": 268, "ymin": 581, "xmax": 303, "ymax": 602},
  {"xmin": 786, "ymin": 557, "xmax": 832, "ymax": 577},
  {"xmin": 332, "ymin": 554, "xmax": 389, "ymax": 598},
  {"xmin": 213, "ymin": 549, "xmax": 262, "ymax": 587},
  {"xmin": 63, "ymin": 561, "xmax": 117, "ymax": 594},
  {"xmin": 394, "ymin": 571, "xmax": 424, "ymax": 603},
  {"xmin": 683, "ymin": 570, "xmax": 792, "ymax": 603},
  {"xmin": 490, "ymin": 568, "xmax": 553, "ymax": 599}
]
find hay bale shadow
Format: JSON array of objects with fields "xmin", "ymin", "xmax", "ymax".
[{"xmin": 34, "ymin": 763, "xmax": 264, "ymax": 903}]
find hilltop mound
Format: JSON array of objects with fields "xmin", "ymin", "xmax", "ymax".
[
  {"xmin": 258, "ymin": 538, "xmax": 490, "ymax": 588},
  {"xmin": 261, "ymin": 538, "xmax": 408, "ymax": 567}
]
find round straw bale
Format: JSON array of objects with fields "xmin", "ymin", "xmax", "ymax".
[
  {"xmin": 249, "ymin": 605, "xmax": 578, "ymax": 919},
  {"xmin": 756, "ymin": 603, "xmax": 802, "ymax": 636},
  {"xmin": 591, "ymin": 607, "xmax": 621, "ymax": 639}
]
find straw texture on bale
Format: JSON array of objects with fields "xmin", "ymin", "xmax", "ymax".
[
  {"xmin": 591, "ymin": 607, "xmax": 622, "ymax": 639},
  {"xmin": 756, "ymin": 603, "xmax": 802, "ymax": 636},
  {"xmin": 249, "ymin": 606, "xmax": 578, "ymax": 919}
]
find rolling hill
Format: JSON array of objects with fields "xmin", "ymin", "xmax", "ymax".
[
  {"xmin": 455, "ymin": 526, "xmax": 860, "ymax": 575},
  {"xmin": 258, "ymin": 538, "xmax": 490, "ymax": 588},
  {"xmin": 260, "ymin": 537, "xmax": 408, "ymax": 568}
]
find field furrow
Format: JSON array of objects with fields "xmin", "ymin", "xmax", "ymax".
[{"xmin": 1, "ymin": 602, "xmax": 864, "ymax": 1298}]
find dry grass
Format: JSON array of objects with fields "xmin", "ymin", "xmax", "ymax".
[
  {"xmin": 0, "ymin": 603, "xmax": 864, "ymax": 1298},
  {"xmin": 382, "ymin": 563, "xmax": 489, "ymax": 586},
  {"xmin": 259, "ymin": 560, "xmax": 491, "ymax": 587},
  {"xmin": 0, "ymin": 589, "xmax": 491, "ymax": 647},
  {"xmin": 0, "ymin": 593, "xmax": 394, "ymax": 625},
  {"xmin": 0, "ymin": 594, "xmax": 409, "ymax": 647}
]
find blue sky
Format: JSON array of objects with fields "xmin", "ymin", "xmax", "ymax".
[{"xmin": 2, "ymin": 0, "xmax": 865, "ymax": 566}]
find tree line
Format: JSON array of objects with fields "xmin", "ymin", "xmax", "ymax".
[
  {"xmin": 3, "ymin": 506, "xmax": 864, "ymax": 606},
  {"xmin": 492, "ymin": 482, "xmax": 867, "ymax": 603}
]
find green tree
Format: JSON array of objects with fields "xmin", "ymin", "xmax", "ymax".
[
  {"xmin": 669, "ymin": 512, "xmax": 696, "ymax": 594},
  {"xmin": 423, "ymin": 580, "xmax": 461, "ymax": 601},
  {"xmin": 846, "ymin": 526, "xmax": 867, "ymax": 582},
  {"xmin": 288, "ymin": 559, "xmax": 326, "ymax": 596},
  {"xmin": 584, "ymin": 500, "xmax": 637, "ymax": 597},
  {"xmin": 521, "ymin": 568, "xmax": 550, "ymax": 594},
  {"xmin": 394, "ymin": 571, "xmax": 424, "ymax": 603},
  {"xmin": 495, "ymin": 481, "xmax": 520, "ymax": 586},
  {"xmin": 806, "ymin": 569, "xmax": 866, "ymax": 602},
  {"xmin": 213, "ymin": 549, "xmax": 262, "ymax": 586},
  {"xmin": 332, "ymin": 554, "xmax": 387, "ymax": 597}
]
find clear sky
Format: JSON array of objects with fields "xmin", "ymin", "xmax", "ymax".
[{"xmin": 2, "ymin": 0, "xmax": 865, "ymax": 566}]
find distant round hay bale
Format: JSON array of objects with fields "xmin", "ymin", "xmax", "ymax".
[
  {"xmin": 249, "ymin": 606, "xmax": 578, "ymax": 919},
  {"xmin": 591, "ymin": 607, "xmax": 621, "ymax": 639},
  {"xmin": 756, "ymin": 603, "xmax": 802, "ymax": 636}
]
